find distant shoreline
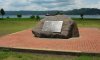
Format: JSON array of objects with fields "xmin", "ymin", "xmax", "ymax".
[{"xmin": 0, "ymin": 15, "xmax": 100, "ymax": 19}]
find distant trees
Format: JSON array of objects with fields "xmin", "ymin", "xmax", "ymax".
[
  {"xmin": 30, "ymin": 15, "xmax": 41, "ymax": 21},
  {"xmin": 0, "ymin": 8, "xmax": 5, "ymax": 19},
  {"xmin": 30, "ymin": 15, "xmax": 40, "ymax": 21},
  {"xmin": 7, "ymin": 16, "xmax": 10, "ymax": 19},
  {"xmin": 36, "ymin": 15, "xmax": 40, "ymax": 21},
  {"xmin": 55, "ymin": 11, "xmax": 64, "ymax": 15},
  {"xmin": 65, "ymin": 8, "xmax": 100, "ymax": 15},
  {"xmin": 55, "ymin": 11, "xmax": 60, "ymax": 15},
  {"xmin": 17, "ymin": 14, "xmax": 22, "ymax": 18},
  {"xmin": 80, "ymin": 14, "xmax": 84, "ymax": 19},
  {"xmin": 30, "ymin": 15, "xmax": 35, "ymax": 19}
]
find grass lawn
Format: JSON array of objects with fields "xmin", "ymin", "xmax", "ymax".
[
  {"xmin": 0, "ymin": 18, "xmax": 38, "ymax": 37},
  {"xmin": 0, "ymin": 18, "xmax": 100, "ymax": 60},
  {"xmin": 0, "ymin": 18, "xmax": 100, "ymax": 37},
  {"xmin": 72, "ymin": 18, "xmax": 100, "ymax": 28},
  {"xmin": 0, "ymin": 49, "xmax": 100, "ymax": 60}
]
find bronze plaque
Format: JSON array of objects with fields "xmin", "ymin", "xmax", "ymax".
[{"xmin": 42, "ymin": 21, "xmax": 63, "ymax": 32}]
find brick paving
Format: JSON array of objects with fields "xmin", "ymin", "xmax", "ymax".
[{"xmin": 0, "ymin": 28, "xmax": 100, "ymax": 53}]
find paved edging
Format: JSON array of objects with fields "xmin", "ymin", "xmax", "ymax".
[{"xmin": 0, "ymin": 47, "xmax": 100, "ymax": 55}]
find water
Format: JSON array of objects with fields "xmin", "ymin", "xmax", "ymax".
[
  {"xmin": 67, "ymin": 15, "xmax": 100, "ymax": 19},
  {"xmin": 0, "ymin": 15, "xmax": 32, "ymax": 18},
  {"xmin": 0, "ymin": 15, "xmax": 100, "ymax": 19}
]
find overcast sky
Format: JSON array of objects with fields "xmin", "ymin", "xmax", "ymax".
[{"xmin": 0, "ymin": 0, "xmax": 100, "ymax": 11}]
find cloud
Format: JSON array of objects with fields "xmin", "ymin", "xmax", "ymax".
[
  {"xmin": 31, "ymin": 0, "xmax": 74, "ymax": 8},
  {"xmin": 0, "ymin": 0, "xmax": 100, "ymax": 11},
  {"xmin": 73, "ymin": 0, "xmax": 100, "ymax": 9}
]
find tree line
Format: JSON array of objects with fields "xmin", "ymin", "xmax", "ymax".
[
  {"xmin": 1, "ymin": 8, "xmax": 100, "ymax": 19},
  {"xmin": 64, "ymin": 8, "xmax": 100, "ymax": 15},
  {"xmin": 5, "ymin": 8, "xmax": 100, "ymax": 15},
  {"xmin": 0, "ymin": 8, "xmax": 40, "ymax": 20}
]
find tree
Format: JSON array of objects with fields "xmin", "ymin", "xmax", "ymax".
[
  {"xmin": 36, "ymin": 15, "xmax": 40, "ymax": 21},
  {"xmin": 0, "ymin": 8, "xmax": 5, "ymax": 19},
  {"xmin": 55, "ymin": 11, "xmax": 60, "ymax": 15},
  {"xmin": 17, "ymin": 14, "xmax": 22, "ymax": 18},
  {"xmin": 80, "ymin": 14, "xmax": 84, "ymax": 19},
  {"xmin": 30, "ymin": 15, "xmax": 35, "ymax": 19}
]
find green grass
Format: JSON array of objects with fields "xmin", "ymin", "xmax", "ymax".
[
  {"xmin": 0, "ymin": 18, "xmax": 38, "ymax": 36},
  {"xmin": 0, "ymin": 18, "xmax": 100, "ymax": 37},
  {"xmin": 0, "ymin": 18, "xmax": 100, "ymax": 60},
  {"xmin": 72, "ymin": 18, "xmax": 100, "ymax": 28},
  {"xmin": 0, "ymin": 49, "xmax": 99, "ymax": 60}
]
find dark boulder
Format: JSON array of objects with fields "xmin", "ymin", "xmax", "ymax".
[{"xmin": 32, "ymin": 15, "xmax": 79, "ymax": 39}]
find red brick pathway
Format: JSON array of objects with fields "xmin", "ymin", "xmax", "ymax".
[{"xmin": 0, "ymin": 28, "xmax": 100, "ymax": 53}]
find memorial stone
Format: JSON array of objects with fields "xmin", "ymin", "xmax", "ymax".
[{"xmin": 32, "ymin": 15, "xmax": 79, "ymax": 39}]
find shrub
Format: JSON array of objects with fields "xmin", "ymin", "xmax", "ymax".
[
  {"xmin": 17, "ymin": 14, "xmax": 22, "ymax": 18},
  {"xmin": 30, "ymin": 15, "xmax": 35, "ymax": 19},
  {"xmin": 36, "ymin": 15, "xmax": 40, "ymax": 21}
]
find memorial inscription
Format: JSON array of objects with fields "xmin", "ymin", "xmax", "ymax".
[{"xmin": 42, "ymin": 21, "xmax": 63, "ymax": 32}]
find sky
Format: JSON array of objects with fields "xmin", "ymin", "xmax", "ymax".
[{"xmin": 0, "ymin": 0, "xmax": 100, "ymax": 11}]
